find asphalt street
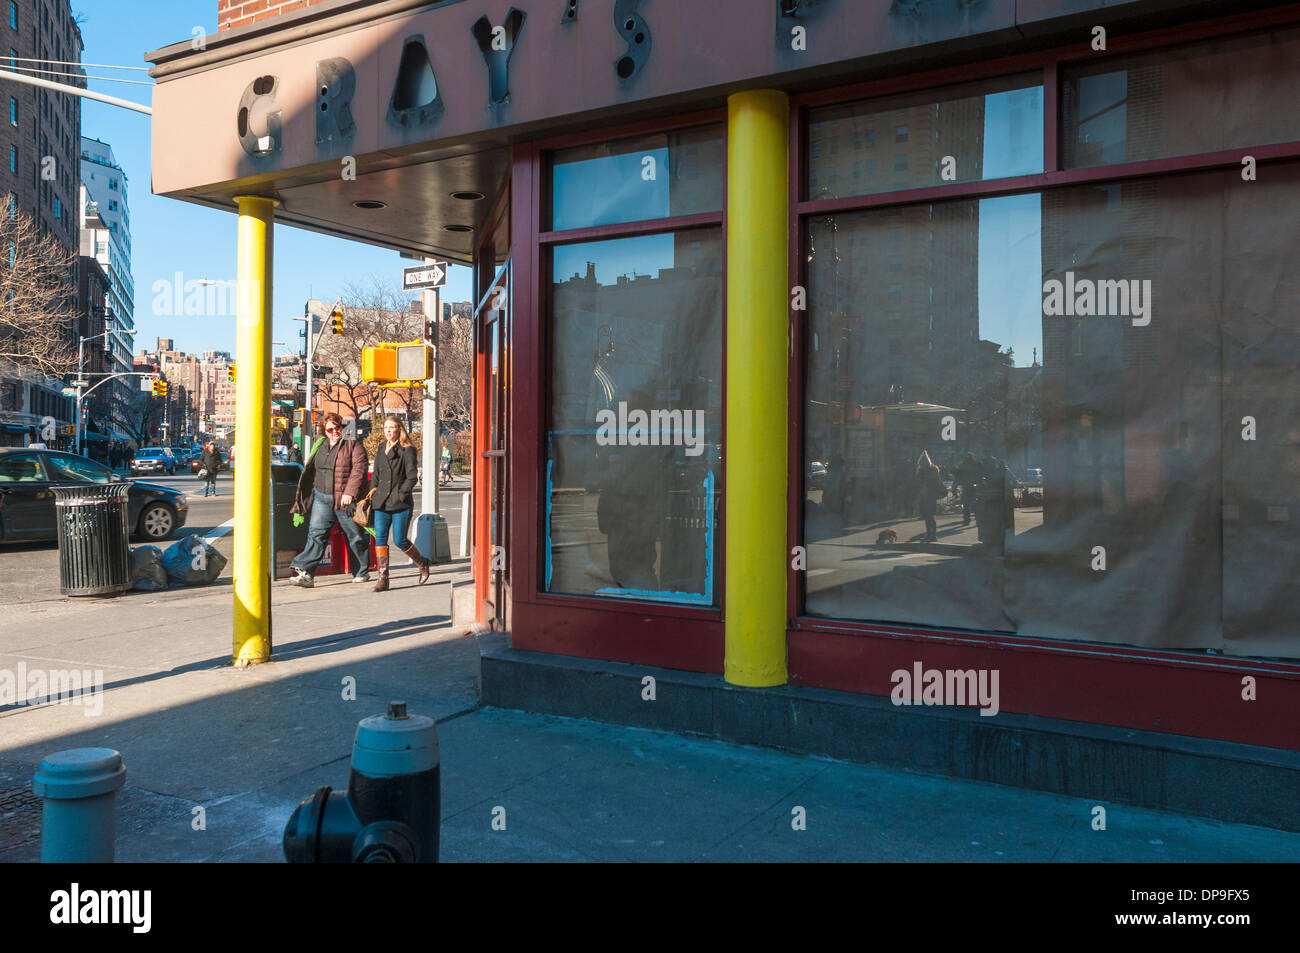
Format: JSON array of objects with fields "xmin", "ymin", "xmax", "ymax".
[{"xmin": 0, "ymin": 471, "xmax": 469, "ymax": 608}]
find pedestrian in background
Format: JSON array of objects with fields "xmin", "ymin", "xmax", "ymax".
[
  {"xmin": 370, "ymin": 415, "xmax": 431, "ymax": 591},
  {"xmin": 288, "ymin": 412, "xmax": 372, "ymax": 587},
  {"xmin": 199, "ymin": 443, "xmax": 223, "ymax": 497},
  {"xmin": 915, "ymin": 450, "xmax": 945, "ymax": 543},
  {"xmin": 956, "ymin": 451, "xmax": 981, "ymax": 526}
]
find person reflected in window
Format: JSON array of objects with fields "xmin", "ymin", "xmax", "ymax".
[
  {"xmin": 597, "ymin": 449, "xmax": 660, "ymax": 591},
  {"xmin": 956, "ymin": 451, "xmax": 981, "ymax": 527},
  {"xmin": 916, "ymin": 450, "xmax": 945, "ymax": 542}
]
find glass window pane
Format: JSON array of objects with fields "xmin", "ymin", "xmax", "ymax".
[
  {"xmin": 550, "ymin": 126, "xmax": 724, "ymax": 231},
  {"xmin": 48, "ymin": 454, "xmax": 112, "ymax": 483},
  {"xmin": 803, "ymin": 167, "xmax": 1300, "ymax": 660},
  {"xmin": 0, "ymin": 453, "xmax": 47, "ymax": 482},
  {"xmin": 807, "ymin": 75, "xmax": 1042, "ymax": 200},
  {"xmin": 1063, "ymin": 26, "xmax": 1300, "ymax": 168},
  {"xmin": 547, "ymin": 229, "xmax": 723, "ymax": 604}
]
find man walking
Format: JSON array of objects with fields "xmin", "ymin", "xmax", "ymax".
[
  {"xmin": 287, "ymin": 413, "xmax": 372, "ymax": 586},
  {"xmin": 199, "ymin": 443, "xmax": 224, "ymax": 497}
]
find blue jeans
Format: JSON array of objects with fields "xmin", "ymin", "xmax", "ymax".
[
  {"xmin": 373, "ymin": 508, "xmax": 413, "ymax": 548},
  {"xmin": 291, "ymin": 490, "xmax": 370, "ymax": 577}
]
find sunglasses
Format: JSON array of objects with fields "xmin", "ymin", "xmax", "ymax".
[{"xmin": 324, "ymin": 426, "xmax": 340, "ymax": 433}]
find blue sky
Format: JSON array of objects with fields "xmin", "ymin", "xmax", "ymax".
[{"xmin": 72, "ymin": 0, "xmax": 472, "ymax": 359}]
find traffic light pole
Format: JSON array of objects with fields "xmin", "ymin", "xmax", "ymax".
[
  {"xmin": 296, "ymin": 299, "xmax": 335, "ymax": 458},
  {"xmin": 75, "ymin": 371, "xmax": 157, "ymax": 453},
  {"xmin": 415, "ymin": 283, "xmax": 450, "ymax": 563},
  {"xmin": 303, "ymin": 319, "xmax": 317, "ymax": 459}
]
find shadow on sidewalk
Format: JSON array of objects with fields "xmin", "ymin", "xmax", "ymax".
[{"xmin": 0, "ymin": 612, "xmax": 450, "ymax": 711}]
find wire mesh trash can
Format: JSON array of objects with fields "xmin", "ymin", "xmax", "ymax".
[
  {"xmin": 52, "ymin": 483, "xmax": 132, "ymax": 596},
  {"xmin": 271, "ymin": 463, "xmax": 307, "ymax": 579}
]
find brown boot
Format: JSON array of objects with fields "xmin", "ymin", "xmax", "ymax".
[
  {"xmin": 373, "ymin": 546, "xmax": 390, "ymax": 592},
  {"xmin": 401, "ymin": 543, "xmax": 431, "ymax": 584}
]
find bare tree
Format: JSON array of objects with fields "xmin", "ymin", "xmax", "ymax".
[
  {"xmin": 314, "ymin": 276, "xmax": 473, "ymax": 440},
  {"xmin": 436, "ymin": 313, "xmax": 473, "ymax": 433},
  {"xmin": 314, "ymin": 277, "xmax": 422, "ymax": 431},
  {"xmin": 118, "ymin": 388, "xmax": 164, "ymax": 445},
  {"xmin": 0, "ymin": 206, "xmax": 78, "ymax": 376}
]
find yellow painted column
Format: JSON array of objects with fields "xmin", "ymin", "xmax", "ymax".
[
  {"xmin": 725, "ymin": 90, "xmax": 789, "ymax": 687},
  {"xmin": 232, "ymin": 195, "xmax": 278, "ymax": 666}
]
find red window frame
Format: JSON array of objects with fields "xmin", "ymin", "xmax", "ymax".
[
  {"xmin": 785, "ymin": 4, "xmax": 1300, "ymax": 748},
  {"xmin": 508, "ymin": 110, "xmax": 730, "ymax": 671}
]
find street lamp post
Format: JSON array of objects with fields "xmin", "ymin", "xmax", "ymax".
[{"xmin": 75, "ymin": 327, "xmax": 136, "ymax": 456}]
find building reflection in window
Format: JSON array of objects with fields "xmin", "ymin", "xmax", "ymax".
[{"xmin": 547, "ymin": 229, "xmax": 723, "ymax": 604}]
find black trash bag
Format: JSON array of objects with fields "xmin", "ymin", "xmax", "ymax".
[
  {"xmin": 162, "ymin": 534, "xmax": 227, "ymax": 586},
  {"xmin": 130, "ymin": 545, "xmax": 169, "ymax": 591}
]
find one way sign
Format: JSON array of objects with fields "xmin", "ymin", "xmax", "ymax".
[{"xmin": 403, "ymin": 262, "xmax": 447, "ymax": 290}]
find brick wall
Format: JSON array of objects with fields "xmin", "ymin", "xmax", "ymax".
[{"xmin": 218, "ymin": 0, "xmax": 332, "ymax": 32}]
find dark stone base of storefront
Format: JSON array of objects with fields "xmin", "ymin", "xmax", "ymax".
[{"xmin": 479, "ymin": 631, "xmax": 1300, "ymax": 832}]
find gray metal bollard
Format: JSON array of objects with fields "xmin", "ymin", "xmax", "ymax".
[{"xmin": 32, "ymin": 748, "xmax": 126, "ymax": 862}]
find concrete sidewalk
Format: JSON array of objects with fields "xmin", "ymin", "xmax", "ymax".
[{"xmin": 1, "ymin": 564, "xmax": 1297, "ymax": 862}]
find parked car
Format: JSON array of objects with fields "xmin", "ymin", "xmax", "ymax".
[
  {"xmin": 0, "ymin": 449, "xmax": 189, "ymax": 543},
  {"xmin": 131, "ymin": 447, "xmax": 178, "ymax": 476},
  {"xmin": 807, "ymin": 460, "xmax": 827, "ymax": 490},
  {"xmin": 1024, "ymin": 467, "xmax": 1044, "ymax": 487}
]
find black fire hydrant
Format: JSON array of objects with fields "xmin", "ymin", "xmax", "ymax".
[{"xmin": 283, "ymin": 701, "xmax": 440, "ymax": 863}]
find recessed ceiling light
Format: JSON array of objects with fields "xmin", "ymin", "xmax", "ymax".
[
  {"xmin": 443, "ymin": 224, "xmax": 474, "ymax": 232},
  {"xmin": 353, "ymin": 200, "xmax": 387, "ymax": 210},
  {"xmin": 451, "ymin": 190, "xmax": 485, "ymax": 201}
]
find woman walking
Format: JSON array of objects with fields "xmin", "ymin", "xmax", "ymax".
[{"xmin": 370, "ymin": 415, "xmax": 432, "ymax": 591}]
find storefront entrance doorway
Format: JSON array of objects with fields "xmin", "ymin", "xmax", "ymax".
[{"xmin": 470, "ymin": 187, "xmax": 511, "ymax": 628}]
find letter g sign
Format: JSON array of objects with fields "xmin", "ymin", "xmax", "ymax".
[{"xmin": 238, "ymin": 75, "xmax": 282, "ymax": 158}]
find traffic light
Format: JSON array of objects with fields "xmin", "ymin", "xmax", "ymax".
[
  {"xmin": 152, "ymin": 380, "xmax": 168, "ymax": 397},
  {"xmin": 362, "ymin": 346, "xmax": 396, "ymax": 383},
  {"xmin": 330, "ymin": 306, "xmax": 344, "ymax": 336},
  {"xmin": 228, "ymin": 365, "xmax": 236, "ymax": 383},
  {"xmin": 362, "ymin": 342, "xmax": 434, "ymax": 385}
]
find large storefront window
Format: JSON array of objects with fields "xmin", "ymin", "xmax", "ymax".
[
  {"xmin": 550, "ymin": 127, "xmax": 725, "ymax": 231},
  {"xmin": 802, "ymin": 164, "xmax": 1300, "ymax": 658},
  {"xmin": 546, "ymin": 229, "xmax": 723, "ymax": 603},
  {"xmin": 807, "ymin": 74, "xmax": 1043, "ymax": 199},
  {"xmin": 1062, "ymin": 26, "xmax": 1300, "ymax": 168}
]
